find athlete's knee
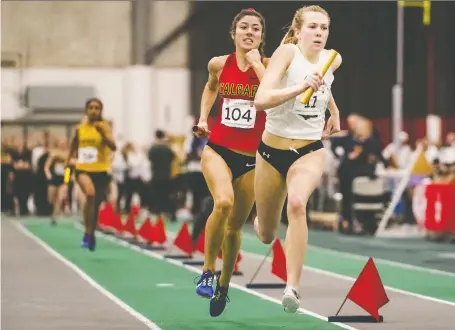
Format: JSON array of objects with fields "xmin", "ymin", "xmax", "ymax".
[
  {"xmin": 255, "ymin": 217, "xmax": 276, "ymax": 244},
  {"xmin": 213, "ymin": 195, "xmax": 234, "ymax": 217},
  {"xmin": 287, "ymin": 194, "xmax": 307, "ymax": 218},
  {"xmin": 224, "ymin": 226, "xmax": 242, "ymax": 240},
  {"xmin": 258, "ymin": 229, "xmax": 276, "ymax": 244}
]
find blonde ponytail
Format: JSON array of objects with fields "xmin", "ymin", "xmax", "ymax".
[{"xmin": 281, "ymin": 27, "xmax": 298, "ymax": 45}]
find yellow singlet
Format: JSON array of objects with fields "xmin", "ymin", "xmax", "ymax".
[
  {"xmin": 1, "ymin": 149, "xmax": 11, "ymax": 163},
  {"xmin": 75, "ymin": 121, "xmax": 111, "ymax": 172}
]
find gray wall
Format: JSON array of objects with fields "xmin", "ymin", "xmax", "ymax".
[
  {"xmin": 1, "ymin": 0, "xmax": 190, "ymax": 68},
  {"xmin": 1, "ymin": 1, "xmax": 132, "ymax": 67},
  {"xmin": 150, "ymin": 1, "xmax": 189, "ymax": 68}
]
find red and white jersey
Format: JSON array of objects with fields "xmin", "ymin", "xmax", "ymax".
[{"xmin": 208, "ymin": 53, "xmax": 266, "ymax": 153}]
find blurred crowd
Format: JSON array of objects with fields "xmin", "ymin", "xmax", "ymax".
[
  {"xmin": 1, "ymin": 126, "xmax": 210, "ymax": 221},
  {"xmin": 323, "ymin": 114, "xmax": 455, "ymax": 235},
  {"xmin": 2, "ymin": 115, "xmax": 454, "ymax": 237}
]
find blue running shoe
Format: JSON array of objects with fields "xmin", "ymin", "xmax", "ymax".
[
  {"xmin": 81, "ymin": 233, "xmax": 89, "ymax": 248},
  {"xmin": 210, "ymin": 273, "xmax": 230, "ymax": 317},
  {"xmin": 87, "ymin": 233, "xmax": 96, "ymax": 251},
  {"xmin": 195, "ymin": 270, "xmax": 214, "ymax": 298}
]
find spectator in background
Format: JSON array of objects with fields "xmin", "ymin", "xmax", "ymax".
[
  {"xmin": 169, "ymin": 135, "xmax": 188, "ymax": 213},
  {"xmin": 1, "ymin": 137, "xmax": 15, "ymax": 214},
  {"xmin": 31, "ymin": 131, "xmax": 49, "ymax": 171},
  {"xmin": 123, "ymin": 143, "xmax": 147, "ymax": 213},
  {"xmin": 330, "ymin": 113, "xmax": 362, "ymax": 160},
  {"xmin": 381, "ymin": 131, "xmax": 414, "ymax": 227},
  {"xmin": 111, "ymin": 145, "xmax": 128, "ymax": 213},
  {"xmin": 441, "ymin": 132, "xmax": 455, "ymax": 154},
  {"xmin": 11, "ymin": 140, "xmax": 33, "ymax": 216},
  {"xmin": 33, "ymin": 132, "xmax": 53, "ymax": 215},
  {"xmin": 382, "ymin": 131, "xmax": 412, "ymax": 169},
  {"xmin": 448, "ymin": 132, "xmax": 455, "ymax": 147},
  {"xmin": 44, "ymin": 140, "xmax": 68, "ymax": 224},
  {"xmin": 432, "ymin": 142, "xmax": 455, "ymax": 184},
  {"xmin": 139, "ymin": 145, "xmax": 152, "ymax": 210},
  {"xmin": 441, "ymin": 133, "xmax": 455, "ymax": 181},
  {"xmin": 336, "ymin": 117, "xmax": 387, "ymax": 233},
  {"xmin": 148, "ymin": 130, "xmax": 175, "ymax": 220}
]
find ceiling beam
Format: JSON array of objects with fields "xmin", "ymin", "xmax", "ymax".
[{"xmin": 145, "ymin": 3, "xmax": 207, "ymax": 64}]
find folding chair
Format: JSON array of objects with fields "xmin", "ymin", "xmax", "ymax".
[{"xmin": 352, "ymin": 176, "xmax": 388, "ymax": 235}]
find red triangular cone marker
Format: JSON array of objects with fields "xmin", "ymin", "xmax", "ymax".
[
  {"xmin": 122, "ymin": 213, "xmax": 137, "ymax": 237},
  {"xmin": 110, "ymin": 212, "xmax": 123, "ymax": 232},
  {"xmin": 173, "ymin": 223, "xmax": 193, "ymax": 255},
  {"xmin": 271, "ymin": 239, "xmax": 287, "ymax": 282},
  {"xmin": 103, "ymin": 203, "xmax": 117, "ymax": 227},
  {"xmin": 131, "ymin": 205, "xmax": 140, "ymax": 216},
  {"xmin": 107, "ymin": 204, "xmax": 116, "ymax": 224},
  {"xmin": 138, "ymin": 218, "xmax": 154, "ymax": 243},
  {"xmin": 195, "ymin": 230, "xmax": 205, "ymax": 254},
  {"xmin": 233, "ymin": 252, "xmax": 242, "ymax": 272},
  {"xmin": 154, "ymin": 217, "xmax": 167, "ymax": 245},
  {"xmin": 98, "ymin": 204, "xmax": 110, "ymax": 227},
  {"xmin": 346, "ymin": 258, "xmax": 390, "ymax": 321}
]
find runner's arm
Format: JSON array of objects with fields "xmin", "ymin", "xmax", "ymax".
[
  {"xmin": 97, "ymin": 123, "xmax": 116, "ymax": 151},
  {"xmin": 250, "ymin": 56, "xmax": 269, "ymax": 81},
  {"xmin": 254, "ymin": 45, "xmax": 315, "ymax": 112},
  {"xmin": 199, "ymin": 56, "xmax": 225, "ymax": 122},
  {"xmin": 328, "ymin": 53, "xmax": 342, "ymax": 116},
  {"xmin": 328, "ymin": 95, "xmax": 340, "ymax": 117}
]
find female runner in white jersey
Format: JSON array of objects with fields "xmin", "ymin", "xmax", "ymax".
[{"xmin": 253, "ymin": 5, "xmax": 342, "ymax": 313}]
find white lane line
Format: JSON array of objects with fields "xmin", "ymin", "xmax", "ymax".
[
  {"xmin": 170, "ymin": 228, "xmax": 455, "ymax": 307},
  {"xmin": 240, "ymin": 250, "xmax": 455, "ymax": 308},
  {"xmin": 242, "ymin": 231, "xmax": 455, "ymax": 278},
  {"xmin": 74, "ymin": 224, "xmax": 359, "ymax": 330},
  {"xmin": 14, "ymin": 220, "xmax": 162, "ymax": 330}
]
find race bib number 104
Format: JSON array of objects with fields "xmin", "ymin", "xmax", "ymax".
[{"xmin": 221, "ymin": 98, "xmax": 256, "ymax": 129}]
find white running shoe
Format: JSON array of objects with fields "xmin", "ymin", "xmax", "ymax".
[{"xmin": 282, "ymin": 286, "xmax": 300, "ymax": 313}]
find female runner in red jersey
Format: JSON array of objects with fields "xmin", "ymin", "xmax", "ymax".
[{"xmin": 193, "ymin": 8, "xmax": 269, "ymax": 317}]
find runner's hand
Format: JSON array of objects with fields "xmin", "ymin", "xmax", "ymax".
[
  {"xmin": 245, "ymin": 49, "xmax": 261, "ymax": 67},
  {"xmin": 193, "ymin": 120, "xmax": 211, "ymax": 138},
  {"xmin": 323, "ymin": 113, "xmax": 341, "ymax": 139},
  {"xmin": 302, "ymin": 72, "xmax": 323, "ymax": 92}
]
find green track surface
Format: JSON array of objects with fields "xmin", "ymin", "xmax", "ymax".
[
  {"xmin": 165, "ymin": 222, "xmax": 455, "ymax": 302},
  {"xmin": 25, "ymin": 222, "xmax": 341, "ymax": 330}
]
